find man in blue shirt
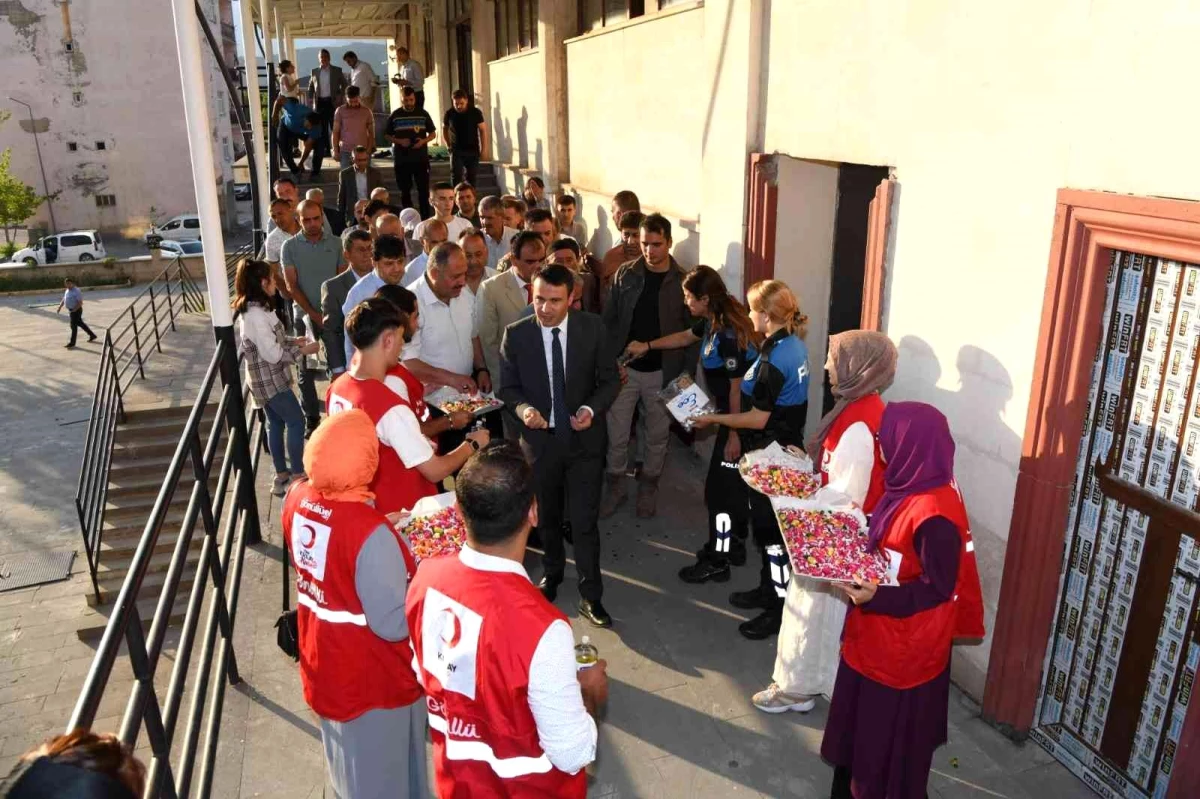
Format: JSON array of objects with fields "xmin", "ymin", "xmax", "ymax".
[
  {"xmin": 341, "ymin": 234, "xmax": 409, "ymax": 367},
  {"xmin": 56, "ymin": 278, "xmax": 97, "ymax": 349},
  {"xmin": 276, "ymin": 98, "xmax": 319, "ymax": 178}
]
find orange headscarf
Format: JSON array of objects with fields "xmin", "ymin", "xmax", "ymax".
[{"xmin": 303, "ymin": 409, "xmax": 378, "ymax": 503}]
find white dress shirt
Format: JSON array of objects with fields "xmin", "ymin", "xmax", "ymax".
[
  {"xmin": 512, "ymin": 269, "xmax": 531, "ymax": 305},
  {"xmin": 404, "ymin": 274, "xmax": 477, "ymax": 376},
  {"xmin": 349, "ymin": 61, "xmax": 376, "ymax": 98},
  {"xmin": 317, "ymin": 66, "xmax": 332, "ymax": 98},
  {"xmin": 484, "ymin": 227, "xmax": 516, "ymax": 270},
  {"xmin": 452, "ymin": 545, "xmax": 597, "ymax": 775},
  {"xmin": 402, "ymin": 252, "xmax": 429, "ymax": 286},
  {"xmin": 467, "ymin": 267, "xmax": 498, "ymax": 327},
  {"xmin": 415, "ymin": 216, "xmax": 474, "ymax": 244},
  {"xmin": 400, "ymin": 58, "xmax": 425, "ymax": 91},
  {"xmin": 536, "ymin": 316, "xmax": 593, "ymax": 428},
  {"xmin": 355, "ymin": 169, "xmax": 368, "ymax": 200}
]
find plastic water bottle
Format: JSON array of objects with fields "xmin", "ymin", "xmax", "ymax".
[{"xmin": 575, "ymin": 636, "xmax": 598, "ymax": 670}]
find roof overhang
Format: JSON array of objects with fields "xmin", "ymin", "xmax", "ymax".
[{"xmin": 256, "ymin": 1, "xmax": 418, "ymax": 39}]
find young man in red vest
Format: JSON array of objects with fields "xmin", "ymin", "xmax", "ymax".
[
  {"xmin": 407, "ymin": 442, "xmax": 609, "ymax": 797},
  {"xmin": 328, "ymin": 296, "xmax": 488, "ymax": 519},
  {"xmin": 282, "ymin": 408, "xmax": 427, "ymax": 796}
]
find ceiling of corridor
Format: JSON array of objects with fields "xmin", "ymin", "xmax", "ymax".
[{"xmin": 259, "ymin": 1, "xmax": 417, "ymax": 38}]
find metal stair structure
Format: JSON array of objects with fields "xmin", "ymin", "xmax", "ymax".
[{"xmin": 297, "ymin": 157, "xmax": 504, "ymax": 202}]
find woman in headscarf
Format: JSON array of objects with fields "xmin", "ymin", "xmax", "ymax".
[
  {"xmin": 820, "ymin": 402, "xmax": 985, "ymax": 799},
  {"xmin": 283, "ymin": 410, "xmax": 428, "ymax": 799},
  {"xmin": 752, "ymin": 331, "xmax": 897, "ymax": 714}
]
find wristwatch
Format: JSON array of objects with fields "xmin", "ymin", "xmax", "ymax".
[{"xmin": 468, "ymin": 438, "xmax": 481, "ymax": 452}]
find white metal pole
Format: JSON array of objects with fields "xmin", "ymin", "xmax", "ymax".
[
  {"xmin": 169, "ymin": 0, "xmax": 232, "ymax": 327},
  {"xmin": 259, "ymin": 0, "xmax": 274, "ymax": 63},
  {"xmin": 239, "ymin": 0, "xmax": 270, "ymax": 231},
  {"xmin": 273, "ymin": 5, "xmax": 284, "ymax": 63}
]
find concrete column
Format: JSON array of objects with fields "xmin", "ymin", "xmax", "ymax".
[
  {"xmin": 239, "ymin": 0, "xmax": 270, "ymax": 233},
  {"xmin": 431, "ymin": 2, "xmax": 453, "ymax": 121},
  {"xmin": 536, "ymin": 1, "xmax": 573, "ymax": 191},
  {"xmin": 169, "ymin": 0, "xmax": 232, "ymax": 325},
  {"xmin": 697, "ymin": 0, "xmax": 764, "ymax": 292},
  {"xmin": 273, "ymin": 5, "xmax": 284, "ymax": 62},
  {"xmin": 471, "ymin": 0, "xmax": 495, "ymax": 158},
  {"xmin": 259, "ymin": 0, "xmax": 274, "ymax": 63}
]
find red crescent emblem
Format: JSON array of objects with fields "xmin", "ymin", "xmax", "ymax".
[
  {"xmin": 438, "ymin": 608, "xmax": 463, "ymax": 649},
  {"xmin": 298, "ymin": 523, "xmax": 318, "ymax": 549}
]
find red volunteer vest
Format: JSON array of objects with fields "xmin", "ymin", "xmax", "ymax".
[
  {"xmin": 282, "ymin": 480, "xmax": 422, "ymax": 722},
  {"xmin": 388, "ymin": 363, "xmax": 430, "ymax": 422},
  {"xmin": 840, "ymin": 482, "xmax": 985, "ymax": 689},
  {"xmin": 820, "ymin": 394, "xmax": 886, "ymax": 513},
  {"xmin": 406, "ymin": 556, "xmax": 587, "ymax": 799},
  {"xmin": 326, "ymin": 372, "xmax": 437, "ymax": 516}
]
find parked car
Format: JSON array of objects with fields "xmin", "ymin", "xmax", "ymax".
[
  {"xmin": 157, "ymin": 239, "xmax": 204, "ymax": 257},
  {"xmin": 144, "ymin": 214, "xmax": 201, "ymax": 243},
  {"xmin": 234, "ymin": 183, "xmax": 251, "ymax": 200},
  {"xmin": 12, "ymin": 230, "xmax": 106, "ymax": 266}
]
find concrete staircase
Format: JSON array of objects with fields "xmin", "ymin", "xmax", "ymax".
[
  {"xmin": 299, "ymin": 157, "xmax": 503, "ymax": 201},
  {"xmin": 81, "ymin": 404, "xmax": 226, "ymax": 634}
]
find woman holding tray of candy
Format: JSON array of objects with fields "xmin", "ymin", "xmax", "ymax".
[
  {"xmin": 623, "ymin": 265, "xmax": 761, "ymax": 583},
  {"xmin": 820, "ymin": 402, "xmax": 984, "ymax": 799},
  {"xmin": 692, "ymin": 279, "xmax": 810, "ymax": 639},
  {"xmin": 751, "ymin": 330, "xmax": 897, "ymax": 715}
]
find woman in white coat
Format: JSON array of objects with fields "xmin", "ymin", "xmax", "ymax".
[{"xmin": 751, "ymin": 330, "xmax": 898, "ymax": 713}]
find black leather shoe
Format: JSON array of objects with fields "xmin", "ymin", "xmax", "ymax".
[
  {"xmin": 537, "ymin": 575, "xmax": 561, "ymax": 603},
  {"xmin": 678, "ymin": 557, "xmax": 731, "ymax": 584},
  {"xmin": 738, "ymin": 607, "xmax": 783, "ymax": 640},
  {"xmin": 578, "ymin": 599, "xmax": 612, "ymax": 628},
  {"xmin": 729, "ymin": 584, "xmax": 775, "ymax": 611}
]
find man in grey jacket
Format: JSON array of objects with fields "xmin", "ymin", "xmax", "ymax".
[
  {"xmin": 600, "ymin": 213, "xmax": 696, "ymax": 518},
  {"xmin": 320, "ymin": 229, "xmax": 374, "ymax": 376},
  {"xmin": 307, "ymin": 48, "xmax": 348, "ymax": 179}
]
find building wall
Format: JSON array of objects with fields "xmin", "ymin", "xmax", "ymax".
[
  {"xmin": 564, "ymin": 7, "xmax": 705, "ymax": 222},
  {"xmin": 0, "ymin": 0, "xmax": 235, "ymax": 238},
  {"xmin": 487, "ymin": 50, "xmax": 545, "ymax": 173},
  {"xmin": 760, "ymin": 0, "xmax": 1200, "ymax": 696}
]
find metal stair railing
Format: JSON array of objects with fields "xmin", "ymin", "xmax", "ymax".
[{"xmin": 74, "ymin": 258, "xmax": 207, "ymax": 602}]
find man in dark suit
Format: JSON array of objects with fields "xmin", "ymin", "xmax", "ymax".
[
  {"xmin": 337, "ymin": 146, "xmax": 385, "ymax": 228},
  {"xmin": 320, "ymin": 228, "xmax": 374, "ymax": 376},
  {"xmin": 307, "ymin": 49, "xmax": 348, "ymax": 179},
  {"xmin": 498, "ymin": 264, "xmax": 621, "ymax": 627}
]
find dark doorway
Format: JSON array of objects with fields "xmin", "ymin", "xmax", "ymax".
[
  {"xmin": 456, "ymin": 22, "xmax": 473, "ymax": 99},
  {"xmin": 823, "ymin": 163, "xmax": 890, "ymax": 412}
]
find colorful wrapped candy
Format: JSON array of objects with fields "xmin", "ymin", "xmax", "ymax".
[
  {"xmin": 400, "ymin": 493, "xmax": 468, "ymax": 564},
  {"xmin": 775, "ymin": 507, "xmax": 891, "ymax": 584},
  {"xmin": 740, "ymin": 463, "xmax": 821, "ymax": 498},
  {"xmin": 440, "ymin": 397, "xmax": 504, "ymax": 415}
]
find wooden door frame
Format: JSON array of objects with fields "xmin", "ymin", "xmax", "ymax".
[
  {"xmin": 981, "ymin": 188, "xmax": 1200, "ymax": 797},
  {"xmin": 743, "ymin": 153, "xmax": 779, "ymax": 293}
]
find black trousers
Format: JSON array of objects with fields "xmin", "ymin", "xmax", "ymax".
[
  {"xmin": 450, "ymin": 151, "xmax": 480, "ymax": 186},
  {"xmin": 704, "ymin": 425, "xmax": 750, "ymax": 559},
  {"xmin": 276, "ymin": 122, "xmax": 304, "ymax": 174},
  {"xmin": 68, "ymin": 309, "xmax": 95, "ymax": 345},
  {"xmin": 535, "ymin": 434, "xmax": 604, "ymax": 601},
  {"xmin": 394, "ymin": 156, "xmax": 432, "ymax": 218},
  {"xmin": 415, "ymin": 90, "xmax": 426, "ymax": 110},
  {"xmin": 314, "ymin": 98, "xmax": 336, "ymax": 172}
]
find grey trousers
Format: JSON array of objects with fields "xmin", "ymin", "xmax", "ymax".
[
  {"xmin": 291, "ymin": 305, "xmax": 322, "ymax": 421},
  {"xmin": 320, "ymin": 702, "xmax": 429, "ymax": 798},
  {"xmin": 605, "ymin": 368, "xmax": 671, "ymax": 480}
]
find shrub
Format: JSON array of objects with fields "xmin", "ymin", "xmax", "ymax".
[{"xmin": 0, "ymin": 273, "xmax": 128, "ymax": 292}]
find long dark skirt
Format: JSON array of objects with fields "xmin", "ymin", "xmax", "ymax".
[{"xmin": 820, "ymin": 658, "xmax": 950, "ymax": 799}]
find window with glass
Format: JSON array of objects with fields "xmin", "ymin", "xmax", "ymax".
[
  {"xmin": 495, "ymin": 0, "xmax": 538, "ymax": 57},
  {"xmin": 580, "ymin": 0, "xmax": 694, "ymax": 35}
]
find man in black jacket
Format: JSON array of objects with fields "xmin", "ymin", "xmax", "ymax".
[
  {"xmin": 600, "ymin": 213, "xmax": 696, "ymax": 518},
  {"xmin": 498, "ymin": 264, "xmax": 621, "ymax": 627}
]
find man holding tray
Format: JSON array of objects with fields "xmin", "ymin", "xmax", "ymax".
[{"xmin": 499, "ymin": 264, "xmax": 621, "ymax": 627}]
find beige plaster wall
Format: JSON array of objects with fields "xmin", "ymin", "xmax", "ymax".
[
  {"xmin": 761, "ymin": 0, "xmax": 1200, "ymax": 696},
  {"xmin": 487, "ymin": 51, "xmax": 546, "ymax": 174},
  {"xmin": 564, "ymin": 8, "xmax": 706, "ymax": 220}
]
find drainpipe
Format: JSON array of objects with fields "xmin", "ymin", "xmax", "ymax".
[{"xmin": 8, "ymin": 97, "xmax": 57, "ymax": 234}]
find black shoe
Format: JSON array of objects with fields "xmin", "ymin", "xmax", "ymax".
[
  {"xmin": 679, "ymin": 557, "xmax": 731, "ymax": 584},
  {"xmin": 561, "ymin": 522, "xmax": 573, "ymax": 545},
  {"xmin": 578, "ymin": 599, "xmax": 612, "ymax": 628},
  {"xmin": 304, "ymin": 416, "xmax": 321, "ymax": 439},
  {"xmin": 64, "ymin": 343, "xmax": 76, "ymax": 349},
  {"xmin": 87, "ymin": 336, "xmax": 98, "ymax": 343},
  {"xmin": 538, "ymin": 575, "xmax": 561, "ymax": 603},
  {"xmin": 729, "ymin": 538, "xmax": 747, "ymax": 567},
  {"xmin": 729, "ymin": 584, "xmax": 775, "ymax": 611},
  {"xmin": 738, "ymin": 607, "xmax": 783, "ymax": 640}
]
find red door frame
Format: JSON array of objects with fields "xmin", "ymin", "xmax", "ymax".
[
  {"xmin": 981, "ymin": 188, "xmax": 1200, "ymax": 797},
  {"xmin": 743, "ymin": 153, "xmax": 778, "ymax": 292},
  {"xmin": 860, "ymin": 177, "xmax": 895, "ymax": 331}
]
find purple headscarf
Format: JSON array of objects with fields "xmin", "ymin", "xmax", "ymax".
[{"xmin": 866, "ymin": 401, "xmax": 956, "ymax": 551}]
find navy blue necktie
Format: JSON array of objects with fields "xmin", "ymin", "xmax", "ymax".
[{"xmin": 551, "ymin": 327, "xmax": 570, "ymax": 440}]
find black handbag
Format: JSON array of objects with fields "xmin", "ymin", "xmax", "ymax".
[{"xmin": 275, "ymin": 528, "xmax": 299, "ymax": 661}]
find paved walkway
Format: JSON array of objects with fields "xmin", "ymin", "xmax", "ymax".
[{"xmin": 0, "ymin": 287, "xmax": 1099, "ymax": 797}]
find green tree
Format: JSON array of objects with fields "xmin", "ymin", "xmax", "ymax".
[{"xmin": 0, "ymin": 147, "xmax": 45, "ymax": 245}]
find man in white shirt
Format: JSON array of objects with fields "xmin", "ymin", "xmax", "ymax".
[
  {"xmin": 265, "ymin": 198, "xmax": 298, "ymax": 312},
  {"xmin": 307, "ymin": 49, "xmax": 347, "ymax": 180},
  {"xmin": 414, "ymin": 181, "xmax": 473, "ymax": 244},
  {"xmin": 458, "ymin": 228, "xmax": 496, "ymax": 313},
  {"xmin": 405, "ymin": 442, "xmax": 607, "ymax": 797},
  {"xmin": 402, "ymin": 242, "xmax": 487, "ymax": 394},
  {"xmin": 342, "ymin": 51, "xmax": 377, "ymax": 107},
  {"xmin": 478, "ymin": 195, "xmax": 515, "ymax": 271},
  {"xmin": 401, "ymin": 218, "xmax": 448, "ymax": 286},
  {"xmin": 390, "ymin": 46, "xmax": 426, "ymax": 109}
]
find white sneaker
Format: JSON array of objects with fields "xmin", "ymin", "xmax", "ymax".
[{"xmin": 752, "ymin": 683, "xmax": 816, "ymax": 714}]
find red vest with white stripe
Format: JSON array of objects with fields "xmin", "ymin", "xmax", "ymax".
[
  {"xmin": 326, "ymin": 372, "xmax": 437, "ymax": 516},
  {"xmin": 819, "ymin": 394, "xmax": 886, "ymax": 513},
  {"xmin": 282, "ymin": 479, "xmax": 422, "ymax": 722},
  {"xmin": 840, "ymin": 482, "xmax": 986, "ymax": 689},
  {"xmin": 388, "ymin": 363, "xmax": 430, "ymax": 422},
  {"xmin": 406, "ymin": 555, "xmax": 587, "ymax": 798}
]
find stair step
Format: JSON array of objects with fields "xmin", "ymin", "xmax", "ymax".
[
  {"xmin": 87, "ymin": 559, "xmax": 200, "ymax": 607},
  {"xmin": 104, "ymin": 504, "xmax": 190, "ymax": 531},
  {"xmin": 95, "ymin": 545, "xmax": 205, "ymax": 588},
  {"xmin": 110, "ymin": 450, "xmax": 225, "ymax": 477},
  {"xmin": 120, "ymin": 402, "xmax": 220, "ymax": 424},
  {"xmin": 76, "ymin": 595, "xmax": 188, "ymax": 638},
  {"xmin": 99, "ymin": 529, "xmax": 206, "ymax": 562},
  {"xmin": 113, "ymin": 428, "xmax": 229, "ymax": 460}
]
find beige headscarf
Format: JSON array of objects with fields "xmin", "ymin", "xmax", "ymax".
[{"xmin": 805, "ymin": 330, "xmax": 898, "ymax": 459}]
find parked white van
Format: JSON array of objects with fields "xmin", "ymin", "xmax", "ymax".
[
  {"xmin": 12, "ymin": 230, "xmax": 107, "ymax": 266},
  {"xmin": 144, "ymin": 214, "xmax": 201, "ymax": 243}
]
